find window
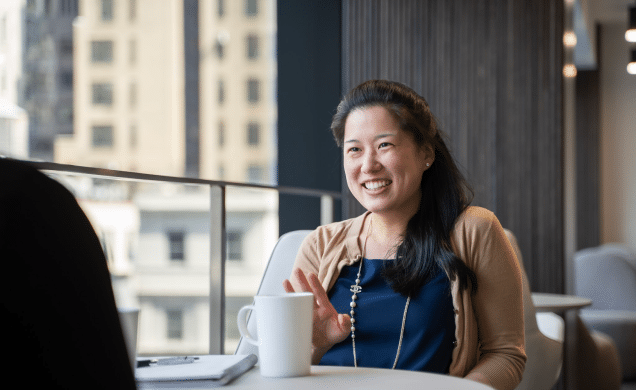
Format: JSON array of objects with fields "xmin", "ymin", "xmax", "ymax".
[
  {"xmin": 59, "ymin": 0, "xmax": 72, "ymax": 14},
  {"xmin": 247, "ymin": 122, "xmax": 259, "ymax": 146},
  {"xmin": 166, "ymin": 309, "xmax": 183, "ymax": 339},
  {"xmin": 0, "ymin": 17, "xmax": 6, "ymax": 46},
  {"xmin": 56, "ymin": 105, "xmax": 73, "ymax": 124},
  {"xmin": 59, "ymin": 40, "xmax": 73, "ymax": 56},
  {"xmin": 227, "ymin": 231, "xmax": 243, "ymax": 260},
  {"xmin": 246, "ymin": 165, "xmax": 264, "ymax": 184},
  {"xmin": 218, "ymin": 121, "xmax": 225, "ymax": 147},
  {"xmin": 215, "ymin": 40, "xmax": 225, "ymax": 59},
  {"xmin": 218, "ymin": 79, "xmax": 225, "ymax": 104},
  {"xmin": 101, "ymin": 0, "xmax": 114, "ymax": 21},
  {"xmin": 59, "ymin": 71, "xmax": 73, "ymax": 88},
  {"xmin": 92, "ymin": 83, "xmax": 113, "ymax": 105},
  {"xmin": 129, "ymin": 124, "xmax": 137, "ymax": 149},
  {"xmin": 245, "ymin": 0, "xmax": 258, "ymax": 16},
  {"xmin": 247, "ymin": 78, "xmax": 260, "ymax": 103},
  {"xmin": 218, "ymin": 0, "xmax": 225, "ymax": 18},
  {"xmin": 246, "ymin": 34, "xmax": 259, "ymax": 60},
  {"xmin": 168, "ymin": 231, "xmax": 185, "ymax": 261},
  {"xmin": 91, "ymin": 41, "xmax": 113, "ymax": 63},
  {"xmin": 129, "ymin": 0, "xmax": 136, "ymax": 21},
  {"xmin": 92, "ymin": 125, "xmax": 113, "ymax": 147},
  {"xmin": 129, "ymin": 82, "xmax": 137, "ymax": 108},
  {"xmin": 129, "ymin": 39, "xmax": 136, "ymax": 65}
]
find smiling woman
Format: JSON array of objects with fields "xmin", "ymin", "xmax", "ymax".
[
  {"xmin": 342, "ymin": 106, "xmax": 432, "ymax": 235},
  {"xmin": 283, "ymin": 80, "xmax": 527, "ymax": 390}
]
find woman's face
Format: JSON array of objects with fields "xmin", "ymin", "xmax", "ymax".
[{"xmin": 343, "ymin": 106, "xmax": 433, "ymax": 218}]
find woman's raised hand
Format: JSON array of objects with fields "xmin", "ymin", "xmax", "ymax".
[{"xmin": 283, "ymin": 268, "xmax": 352, "ymax": 364}]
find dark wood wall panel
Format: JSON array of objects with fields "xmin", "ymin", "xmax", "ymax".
[
  {"xmin": 576, "ymin": 68, "xmax": 601, "ymax": 250},
  {"xmin": 342, "ymin": 0, "xmax": 564, "ymax": 293}
]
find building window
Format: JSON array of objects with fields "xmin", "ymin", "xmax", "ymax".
[
  {"xmin": 218, "ymin": 79, "xmax": 225, "ymax": 104},
  {"xmin": 218, "ymin": 121, "xmax": 225, "ymax": 147},
  {"xmin": 129, "ymin": 0, "xmax": 136, "ymax": 21},
  {"xmin": 129, "ymin": 39, "xmax": 136, "ymax": 65},
  {"xmin": 57, "ymin": 105, "xmax": 73, "ymax": 124},
  {"xmin": 59, "ymin": 0, "xmax": 74, "ymax": 14},
  {"xmin": 91, "ymin": 41, "xmax": 113, "ymax": 63},
  {"xmin": 245, "ymin": 0, "xmax": 258, "ymax": 16},
  {"xmin": 218, "ymin": 0, "xmax": 225, "ymax": 18},
  {"xmin": 101, "ymin": 0, "xmax": 114, "ymax": 21},
  {"xmin": 166, "ymin": 309, "xmax": 183, "ymax": 339},
  {"xmin": 168, "ymin": 231, "xmax": 185, "ymax": 261},
  {"xmin": 59, "ymin": 39, "xmax": 73, "ymax": 56},
  {"xmin": 215, "ymin": 41, "xmax": 224, "ymax": 59},
  {"xmin": 129, "ymin": 124, "xmax": 137, "ymax": 149},
  {"xmin": 59, "ymin": 71, "xmax": 73, "ymax": 88},
  {"xmin": 92, "ymin": 126, "xmax": 113, "ymax": 147},
  {"xmin": 246, "ymin": 165, "xmax": 264, "ymax": 184},
  {"xmin": 247, "ymin": 122, "xmax": 259, "ymax": 146},
  {"xmin": 92, "ymin": 83, "xmax": 113, "ymax": 105},
  {"xmin": 246, "ymin": 34, "xmax": 259, "ymax": 60},
  {"xmin": 44, "ymin": 0, "xmax": 52, "ymax": 16},
  {"xmin": 129, "ymin": 82, "xmax": 137, "ymax": 108},
  {"xmin": 247, "ymin": 78, "xmax": 260, "ymax": 103},
  {"xmin": 227, "ymin": 231, "xmax": 243, "ymax": 260}
]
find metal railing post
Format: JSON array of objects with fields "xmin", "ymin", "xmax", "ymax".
[
  {"xmin": 209, "ymin": 184, "xmax": 226, "ymax": 354},
  {"xmin": 320, "ymin": 195, "xmax": 334, "ymax": 225}
]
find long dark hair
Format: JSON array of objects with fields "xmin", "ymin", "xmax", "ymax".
[{"xmin": 331, "ymin": 80, "xmax": 477, "ymax": 296}]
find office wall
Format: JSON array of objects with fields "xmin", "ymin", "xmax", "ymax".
[
  {"xmin": 599, "ymin": 23, "xmax": 636, "ymax": 250},
  {"xmin": 342, "ymin": 0, "xmax": 565, "ymax": 293}
]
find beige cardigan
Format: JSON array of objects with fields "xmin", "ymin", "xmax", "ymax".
[{"xmin": 290, "ymin": 206, "xmax": 526, "ymax": 390}]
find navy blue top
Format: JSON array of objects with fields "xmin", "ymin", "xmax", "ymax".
[{"xmin": 319, "ymin": 258, "xmax": 456, "ymax": 373}]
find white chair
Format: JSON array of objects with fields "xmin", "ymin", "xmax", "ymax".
[
  {"xmin": 235, "ymin": 230, "xmax": 312, "ymax": 356},
  {"xmin": 504, "ymin": 230, "xmax": 564, "ymax": 390}
]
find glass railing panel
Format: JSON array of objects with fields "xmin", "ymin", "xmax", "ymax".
[
  {"xmin": 47, "ymin": 171, "xmax": 213, "ymax": 357},
  {"xmin": 223, "ymin": 185, "xmax": 279, "ymax": 353}
]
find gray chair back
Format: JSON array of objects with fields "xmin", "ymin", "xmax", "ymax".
[{"xmin": 575, "ymin": 245, "xmax": 636, "ymax": 311}]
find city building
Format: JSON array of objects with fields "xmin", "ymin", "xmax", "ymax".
[
  {"xmin": 49, "ymin": 0, "xmax": 278, "ymax": 355},
  {"xmin": 0, "ymin": 0, "xmax": 29, "ymax": 158},
  {"xmin": 22, "ymin": 0, "xmax": 77, "ymax": 160}
]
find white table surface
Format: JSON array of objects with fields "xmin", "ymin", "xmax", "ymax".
[
  {"xmin": 531, "ymin": 292, "xmax": 592, "ymax": 312},
  {"xmin": 530, "ymin": 292, "xmax": 593, "ymax": 390},
  {"xmin": 141, "ymin": 365, "xmax": 495, "ymax": 389}
]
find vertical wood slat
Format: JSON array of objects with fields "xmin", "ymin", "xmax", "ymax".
[{"xmin": 342, "ymin": 0, "xmax": 564, "ymax": 293}]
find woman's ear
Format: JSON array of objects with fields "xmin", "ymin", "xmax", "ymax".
[{"xmin": 421, "ymin": 144, "xmax": 435, "ymax": 169}]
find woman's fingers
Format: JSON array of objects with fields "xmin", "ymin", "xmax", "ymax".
[
  {"xmin": 306, "ymin": 272, "xmax": 330, "ymax": 308},
  {"xmin": 291, "ymin": 268, "xmax": 313, "ymax": 293},
  {"xmin": 282, "ymin": 279, "xmax": 295, "ymax": 293}
]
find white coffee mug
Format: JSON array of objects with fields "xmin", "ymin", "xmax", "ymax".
[{"xmin": 237, "ymin": 292, "xmax": 313, "ymax": 377}]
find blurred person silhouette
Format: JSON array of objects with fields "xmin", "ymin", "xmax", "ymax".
[{"xmin": 0, "ymin": 158, "xmax": 136, "ymax": 389}]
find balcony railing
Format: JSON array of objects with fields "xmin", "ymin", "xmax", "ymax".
[{"xmin": 23, "ymin": 160, "xmax": 341, "ymax": 355}]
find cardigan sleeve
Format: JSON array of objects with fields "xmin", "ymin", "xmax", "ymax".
[{"xmin": 460, "ymin": 209, "xmax": 527, "ymax": 390}]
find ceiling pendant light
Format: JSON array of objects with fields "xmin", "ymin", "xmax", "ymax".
[
  {"xmin": 627, "ymin": 4, "xmax": 636, "ymax": 42},
  {"xmin": 628, "ymin": 49, "xmax": 636, "ymax": 74}
]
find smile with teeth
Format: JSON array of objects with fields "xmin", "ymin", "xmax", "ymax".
[{"xmin": 363, "ymin": 180, "xmax": 391, "ymax": 190}]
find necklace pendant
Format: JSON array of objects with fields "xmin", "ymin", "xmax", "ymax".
[{"xmin": 350, "ymin": 285, "xmax": 362, "ymax": 294}]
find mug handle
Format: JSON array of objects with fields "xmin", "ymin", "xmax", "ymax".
[{"xmin": 237, "ymin": 305, "xmax": 259, "ymax": 346}]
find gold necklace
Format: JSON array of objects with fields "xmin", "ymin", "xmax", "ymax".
[{"xmin": 349, "ymin": 216, "xmax": 411, "ymax": 369}]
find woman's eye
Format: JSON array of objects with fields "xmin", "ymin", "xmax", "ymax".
[
  {"xmin": 379, "ymin": 142, "xmax": 391, "ymax": 148},
  {"xmin": 348, "ymin": 147, "xmax": 361, "ymax": 153}
]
